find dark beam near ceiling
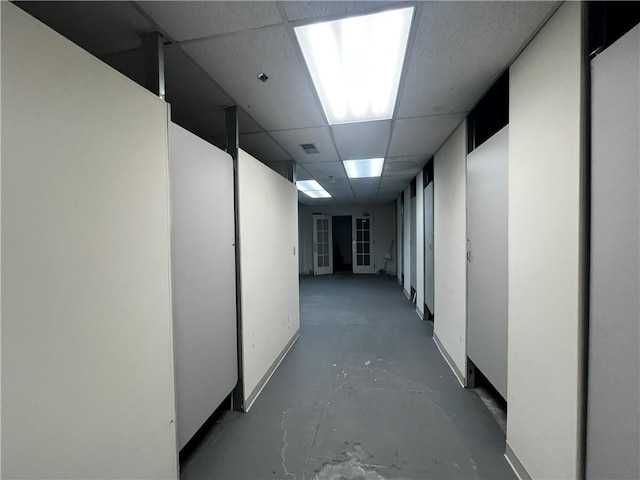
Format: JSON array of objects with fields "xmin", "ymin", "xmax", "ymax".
[{"xmin": 141, "ymin": 31, "xmax": 165, "ymax": 99}]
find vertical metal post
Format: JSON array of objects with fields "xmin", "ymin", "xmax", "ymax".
[
  {"xmin": 286, "ymin": 160, "xmax": 297, "ymax": 184},
  {"xmin": 142, "ymin": 32, "xmax": 165, "ymax": 99},
  {"xmin": 226, "ymin": 106, "xmax": 245, "ymax": 412}
]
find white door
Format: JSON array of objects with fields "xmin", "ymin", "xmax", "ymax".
[
  {"xmin": 352, "ymin": 216, "xmax": 375, "ymax": 274},
  {"xmin": 313, "ymin": 215, "xmax": 333, "ymax": 275}
]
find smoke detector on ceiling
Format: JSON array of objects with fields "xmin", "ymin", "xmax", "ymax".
[
  {"xmin": 257, "ymin": 72, "xmax": 269, "ymax": 83},
  {"xmin": 300, "ymin": 143, "xmax": 319, "ymax": 154}
]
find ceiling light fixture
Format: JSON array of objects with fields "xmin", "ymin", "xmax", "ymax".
[
  {"xmin": 296, "ymin": 180, "xmax": 332, "ymax": 198},
  {"xmin": 294, "ymin": 7, "xmax": 414, "ymax": 125},
  {"xmin": 343, "ymin": 158, "xmax": 384, "ymax": 178}
]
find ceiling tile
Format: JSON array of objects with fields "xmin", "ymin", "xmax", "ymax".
[
  {"xmin": 380, "ymin": 174, "xmax": 414, "ymax": 190},
  {"xmin": 183, "ymin": 25, "xmax": 325, "ymax": 131},
  {"xmin": 15, "ymin": 1, "xmax": 153, "ymax": 55},
  {"xmin": 238, "ymin": 110, "xmax": 263, "ymax": 135},
  {"xmin": 240, "ymin": 133, "xmax": 291, "ymax": 162},
  {"xmin": 270, "ymin": 127, "xmax": 339, "ymax": 163},
  {"xmin": 303, "ymin": 162, "xmax": 347, "ymax": 180},
  {"xmin": 319, "ymin": 178, "xmax": 352, "ymax": 190},
  {"xmin": 354, "ymin": 188, "xmax": 379, "ymax": 198},
  {"xmin": 388, "ymin": 115, "xmax": 465, "ymax": 157},
  {"xmin": 384, "ymin": 155, "xmax": 431, "ymax": 176},
  {"xmin": 332, "ymin": 121, "xmax": 391, "ymax": 159},
  {"xmin": 326, "ymin": 189, "xmax": 355, "ymax": 202},
  {"xmin": 296, "ymin": 165, "xmax": 314, "ymax": 181},
  {"xmin": 397, "ymin": 1, "xmax": 557, "ymax": 117},
  {"xmin": 283, "ymin": 1, "xmax": 401, "ymax": 22},
  {"xmin": 137, "ymin": 1, "xmax": 282, "ymax": 42},
  {"xmin": 349, "ymin": 178, "xmax": 381, "ymax": 190}
]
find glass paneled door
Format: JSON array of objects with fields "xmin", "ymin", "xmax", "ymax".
[
  {"xmin": 352, "ymin": 216, "xmax": 375, "ymax": 274},
  {"xmin": 313, "ymin": 215, "xmax": 333, "ymax": 275}
]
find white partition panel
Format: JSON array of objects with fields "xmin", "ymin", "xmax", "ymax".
[
  {"xmin": 403, "ymin": 187, "xmax": 411, "ymax": 297},
  {"xmin": 415, "ymin": 172, "xmax": 425, "ymax": 317},
  {"xmin": 397, "ymin": 197, "xmax": 403, "ymax": 283},
  {"xmin": 238, "ymin": 150, "xmax": 300, "ymax": 410},
  {"xmin": 1, "ymin": 4, "xmax": 178, "ymax": 478},
  {"xmin": 433, "ymin": 122, "xmax": 467, "ymax": 384},
  {"xmin": 168, "ymin": 123, "xmax": 237, "ymax": 450},
  {"xmin": 587, "ymin": 24, "xmax": 640, "ymax": 480},
  {"xmin": 506, "ymin": 3, "xmax": 584, "ymax": 479},
  {"xmin": 467, "ymin": 126, "xmax": 508, "ymax": 399},
  {"xmin": 424, "ymin": 182, "xmax": 435, "ymax": 315}
]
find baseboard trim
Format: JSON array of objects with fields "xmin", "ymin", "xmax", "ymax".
[
  {"xmin": 403, "ymin": 289, "xmax": 411, "ymax": 300},
  {"xmin": 433, "ymin": 332, "xmax": 465, "ymax": 388},
  {"xmin": 505, "ymin": 443, "xmax": 532, "ymax": 480},
  {"xmin": 244, "ymin": 329, "xmax": 300, "ymax": 412},
  {"xmin": 416, "ymin": 307, "xmax": 424, "ymax": 320}
]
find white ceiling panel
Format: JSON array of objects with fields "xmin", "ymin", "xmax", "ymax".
[
  {"xmin": 240, "ymin": 133, "xmax": 291, "ymax": 162},
  {"xmin": 137, "ymin": 1, "xmax": 282, "ymax": 42},
  {"xmin": 16, "ymin": 1, "xmax": 153, "ymax": 55},
  {"xmin": 332, "ymin": 121, "xmax": 391, "ymax": 159},
  {"xmin": 270, "ymin": 127, "xmax": 340, "ymax": 163},
  {"xmin": 282, "ymin": 1, "xmax": 402, "ymax": 23},
  {"xmin": 183, "ymin": 25, "xmax": 325, "ymax": 131},
  {"xmin": 303, "ymin": 162, "xmax": 348, "ymax": 180},
  {"xmin": 388, "ymin": 115, "xmax": 465, "ymax": 157},
  {"xmin": 397, "ymin": 1, "xmax": 557, "ymax": 117}
]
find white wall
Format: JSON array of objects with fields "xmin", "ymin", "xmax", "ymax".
[
  {"xmin": 403, "ymin": 187, "xmax": 411, "ymax": 296},
  {"xmin": 238, "ymin": 150, "xmax": 300, "ymax": 410},
  {"xmin": 415, "ymin": 172, "xmax": 425, "ymax": 317},
  {"xmin": 298, "ymin": 203, "xmax": 397, "ymax": 275},
  {"xmin": 168, "ymin": 123, "xmax": 237, "ymax": 450},
  {"xmin": 506, "ymin": 3, "xmax": 584, "ymax": 478},
  {"xmin": 1, "ymin": 4, "xmax": 178, "ymax": 478},
  {"xmin": 433, "ymin": 121, "xmax": 467, "ymax": 384}
]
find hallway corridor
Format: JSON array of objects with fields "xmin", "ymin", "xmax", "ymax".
[{"xmin": 181, "ymin": 275, "xmax": 514, "ymax": 479}]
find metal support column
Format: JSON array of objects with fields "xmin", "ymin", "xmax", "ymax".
[
  {"xmin": 286, "ymin": 160, "xmax": 297, "ymax": 184},
  {"xmin": 226, "ymin": 106, "xmax": 245, "ymax": 412},
  {"xmin": 142, "ymin": 32, "xmax": 165, "ymax": 99}
]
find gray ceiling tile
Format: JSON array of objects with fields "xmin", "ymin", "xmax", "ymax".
[
  {"xmin": 296, "ymin": 165, "xmax": 314, "ymax": 181},
  {"xmin": 183, "ymin": 25, "xmax": 325, "ymax": 131},
  {"xmin": 270, "ymin": 127, "xmax": 339, "ymax": 163},
  {"xmin": 319, "ymin": 178, "xmax": 352, "ymax": 190},
  {"xmin": 384, "ymin": 155, "xmax": 431, "ymax": 176},
  {"xmin": 349, "ymin": 178, "xmax": 381, "ymax": 190},
  {"xmin": 137, "ymin": 1, "xmax": 282, "ymax": 42},
  {"xmin": 380, "ymin": 175, "xmax": 414, "ymax": 190},
  {"xmin": 303, "ymin": 162, "xmax": 347, "ymax": 180},
  {"xmin": 283, "ymin": 1, "xmax": 402, "ymax": 23},
  {"xmin": 326, "ymin": 189, "xmax": 355, "ymax": 202},
  {"xmin": 388, "ymin": 115, "xmax": 465, "ymax": 157},
  {"xmin": 240, "ymin": 133, "xmax": 291, "ymax": 162},
  {"xmin": 332, "ymin": 121, "xmax": 391, "ymax": 159},
  {"xmin": 354, "ymin": 188, "xmax": 379, "ymax": 198},
  {"xmin": 15, "ymin": 1, "xmax": 153, "ymax": 55},
  {"xmin": 396, "ymin": 1, "xmax": 557, "ymax": 117}
]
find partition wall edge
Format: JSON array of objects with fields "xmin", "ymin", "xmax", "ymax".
[
  {"xmin": 1, "ymin": 3, "xmax": 178, "ymax": 477},
  {"xmin": 506, "ymin": 3, "xmax": 585, "ymax": 479},
  {"xmin": 432, "ymin": 121, "xmax": 468, "ymax": 387},
  {"xmin": 415, "ymin": 171, "xmax": 425, "ymax": 319}
]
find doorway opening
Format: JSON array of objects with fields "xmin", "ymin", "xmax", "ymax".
[{"xmin": 332, "ymin": 215, "xmax": 352, "ymax": 272}]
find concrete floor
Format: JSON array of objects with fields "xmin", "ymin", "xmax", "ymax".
[{"xmin": 181, "ymin": 274, "xmax": 515, "ymax": 480}]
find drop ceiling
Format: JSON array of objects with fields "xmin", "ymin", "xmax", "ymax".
[{"xmin": 15, "ymin": 1, "xmax": 558, "ymax": 206}]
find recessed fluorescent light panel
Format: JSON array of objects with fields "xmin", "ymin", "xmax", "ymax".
[
  {"xmin": 343, "ymin": 158, "xmax": 384, "ymax": 178},
  {"xmin": 296, "ymin": 180, "xmax": 332, "ymax": 198},
  {"xmin": 294, "ymin": 7, "xmax": 414, "ymax": 125}
]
